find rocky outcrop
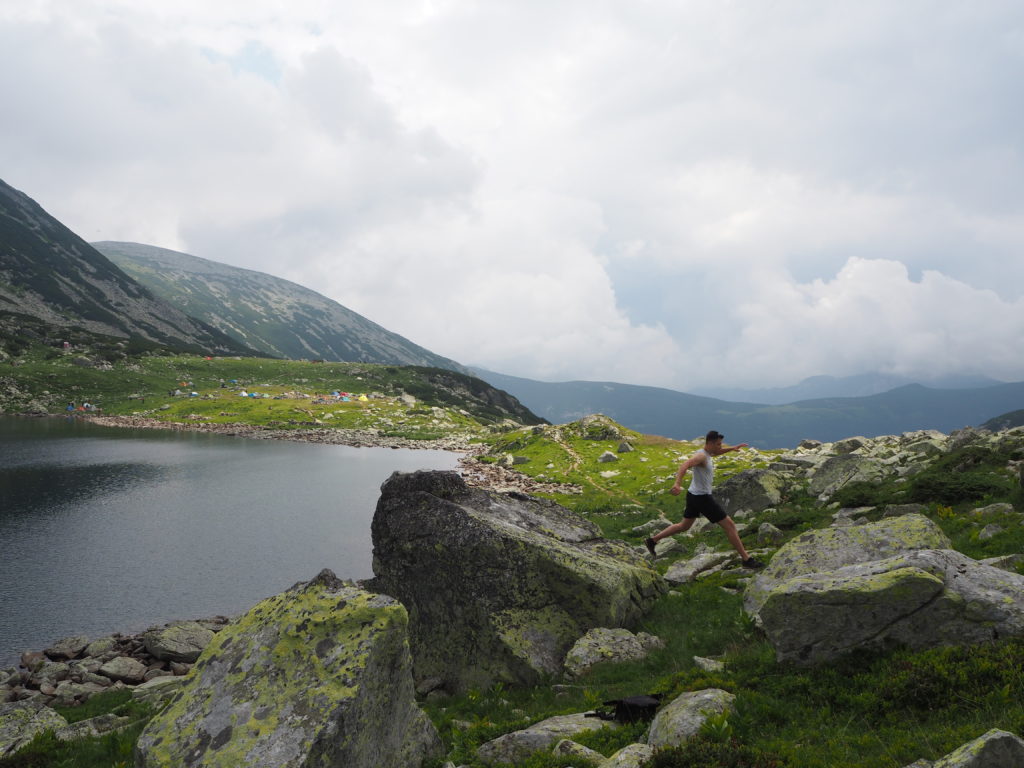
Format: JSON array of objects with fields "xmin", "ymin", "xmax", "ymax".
[
  {"xmin": 366, "ymin": 470, "xmax": 666, "ymax": 694},
  {"xmin": 136, "ymin": 570, "xmax": 441, "ymax": 768},
  {"xmin": 1, "ymin": 618, "xmax": 226, "ymax": 710},
  {"xmin": 745, "ymin": 516, "xmax": 1024, "ymax": 664}
]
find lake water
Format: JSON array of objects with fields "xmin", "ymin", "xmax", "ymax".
[{"xmin": 0, "ymin": 416, "xmax": 460, "ymax": 668}]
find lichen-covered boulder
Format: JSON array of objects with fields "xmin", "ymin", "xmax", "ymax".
[
  {"xmin": 715, "ymin": 469, "xmax": 787, "ymax": 515},
  {"xmin": 143, "ymin": 621, "xmax": 215, "ymax": 663},
  {"xmin": 646, "ymin": 688, "xmax": 735, "ymax": 749},
  {"xmin": 744, "ymin": 514, "xmax": 951, "ymax": 616},
  {"xmin": 367, "ymin": 470, "xmax": 666, "ymax": 693},
  {"xmin": 476, "ymin": 713, "xmax": 617, "ymax": 764},
  {"xmin": 902, "ymin": 728, "xmax": 1024, "ymax": 767},
  {"xmin": 754, "ymin": 549, "xmax": 1024, "ymax": 665},
  {"xmin": 664, "ymin": 553, "xmax": 733, "ymax": 585},
  {"xmin": 807, "ymin": 455, "xmax": 887, "ymax": 499},
  {"xmin": 45, "ymin": 635, "xmax": 90, "ymax": 660},
  {"xmin": 99, "ymin": 656, "xmax": 148, "ymax": 684},
  {"xmin": 135, "ymin": 570, "xmax": 442, "ymax": 768},
  {"xmin": 563, "ymin": 628, "xmax": 664, "ymax": 678},
  {"xmin": 600, "ymin": 743, "xmax": 655, "ymax": 767},
  {"xmin": 0, "ymin": 701, "xmax": 68, "ymax": 759}
]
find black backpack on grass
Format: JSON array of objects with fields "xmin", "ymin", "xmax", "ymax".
[{"xmin": 585, "ymin": 694, "xmax": 663, "ymax": 723}]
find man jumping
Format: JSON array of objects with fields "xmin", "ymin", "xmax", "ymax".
[{"xmin": 645, "ymin": 430, "xmax": 764, "ymax": 568}]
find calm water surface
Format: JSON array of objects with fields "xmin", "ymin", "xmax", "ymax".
[{"xmin": 0, "ymin": 416, "xmax": 459, "ymax": 667}]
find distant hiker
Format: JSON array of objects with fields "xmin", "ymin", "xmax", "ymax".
[{"xmin": 645, "ymin": 430, "xmax": 764, "ymax": 569}]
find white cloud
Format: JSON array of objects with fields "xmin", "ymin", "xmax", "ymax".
[
  {"xmin": 2, "ymin": 2, "xmax": 1024, "ymax": 392},
  {"xmin": 714, "ymin": 258, "xmax": 1024, "ymax": 387}
]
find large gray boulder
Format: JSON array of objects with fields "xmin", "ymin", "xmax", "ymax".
[
  {"xmin": 746, "ymin": 517, "xmax": 1024, "ymax": 664},
  {"xmin": 135, "ymin": 570, "xmax": 442, "ymax": 768},
  {"xmin": 367, "ymin": 470, "xmax": 666, "ymax": 693},
  {"xmin": 744, "ymin": 514, "xmax": 951, "ymax": 616},
  {"xmin": 715, "ymin": 469, "xmax": 787, "ymax": 515},
  {"xmin": 807, "ymin": 455, "xmax": 888, "ymax": 499}
]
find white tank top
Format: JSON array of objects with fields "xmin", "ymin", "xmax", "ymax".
[{"xmin": 688, "ymin": 448, "xmax": 714, "ymax": 495}]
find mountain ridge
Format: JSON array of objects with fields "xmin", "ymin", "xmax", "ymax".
[
  {"xmin": 0, "ymin": 179, "xmax": 256, "ymax": 356},
  {"xmin": 95, "ymin": 241, "xmax": 469, "ymax": 373}
]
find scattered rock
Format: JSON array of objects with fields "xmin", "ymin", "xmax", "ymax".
[
  {"xmin": 99, "ymin": 656, "xmax": 148, "ymax": 684},
  {"xmin": 598, "ymin": 451, "xmax": 619, "ymax": 463},
  {"xmin": 552, "ymin": 738, "xmax": 605, "ymax": 762},
  {"xmin": 647, "ymin": 688, "xmax": 735, "ymax": 748},
  {"xmin": 902, "ymin": 728, "xmax": 1024, "ymax": 767},
  {"xmin": 693, "ymin": 656, "xmax": 725, "ymax": 672},
  {"xmin": 756, "ymin": 522, "xmax": 784, "ymax": 546},
  {"xmin": 664, "ymin": 553, "xmax": 733, "ymax": 585},
  {"xmin": 970, "ymin": 503, "xmax": 1016, "ymax": 518},
  {"xmin": 600, "ymin": 743, "xmax": 655, "ymax": 767},
  {"xmin": 44, "ymin": 635, "xmax": 90, "ymax": 661},
  {"xmin": 476, "ymin": 713, "xmax": 617, "ymax": 765},
  {"xmin": 142, "ymin": 621, "xmax": 215, "ymax": 663},
  {"xmin": 563, "ymin": 628, "xmax": 664, "ymax": 678}
]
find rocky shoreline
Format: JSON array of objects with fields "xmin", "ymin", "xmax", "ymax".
[
  {"xmin": 1, "ymin": 618, "xmax": 231, "ymax": 711},
  {"xmin": 85, "ymin": 414, "xmax": 581, "ymax": 496}
]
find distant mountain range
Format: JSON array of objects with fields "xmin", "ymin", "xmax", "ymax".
[
  {"xmin": 95, "ymin": 241, "xmax": 468, "ymax": 373},
  {"xmin": 0, "ymin": 179, "xmax": 254, "ymax": 355},
  {"xmin": 472, "ymin": 368, "xmax": 1024, "ymax": 448},
  {"xmin": 689, "ymin": 372, "xmax": 1004, "ymax": 404}
]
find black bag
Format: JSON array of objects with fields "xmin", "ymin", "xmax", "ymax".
[{"xmin": 585, "ymin": 694, "xmax": 662, "ymax": 723}]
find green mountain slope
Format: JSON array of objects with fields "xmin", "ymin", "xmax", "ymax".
[
  {"xmin": 473, "ymin": 368, "xmax": 1024, "ymax": 448},
  {"xmin": 0, "ymin": 179, "xmax": 255, "ymax": 356},
  {"xmin": 96, "ymin": 241, "xmax": 468, "ymax": 372}
]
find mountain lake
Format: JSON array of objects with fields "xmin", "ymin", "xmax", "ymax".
[{"xmin": 0, "ymin": 415, "xmax": 460, "ymax": 667}]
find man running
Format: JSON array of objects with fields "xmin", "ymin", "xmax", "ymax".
[{"xmin": 645, "ymin": 430, "xmax": 764, "ymax": 568}]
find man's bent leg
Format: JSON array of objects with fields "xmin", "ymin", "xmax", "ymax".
[{"xmin": 647, "ymin": 518, "xmax": 697, "ymax": 554}]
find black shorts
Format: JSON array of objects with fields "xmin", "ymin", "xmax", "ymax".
[{"xmin": 683, "ymin": 492, "xmax": 727, "ymax": 524}]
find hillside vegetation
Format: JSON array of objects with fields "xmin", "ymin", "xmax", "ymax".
[
  {"xmin": 0, "ymin": 345, "xmax": 543, "ymax": 438},
  {"xmin": 2, "ymin": 351, "xmax": 1023, "ymax": 768}
]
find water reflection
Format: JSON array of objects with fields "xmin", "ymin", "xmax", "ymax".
[
  {"xmin": 0, "ymin": 462, "xmax": 166, "ymax": 517},
  {"xmin": 0, "ymin": 416, "xmax": 460, "ymax": 666}
]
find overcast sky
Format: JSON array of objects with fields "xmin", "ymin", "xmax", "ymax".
[{"xmin": 2, "ymin": 1, "xmax": 1023, "ymax": 391}]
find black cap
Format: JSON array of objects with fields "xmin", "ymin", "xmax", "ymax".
[{"xmin": 705, "ymin": 430, "xmax": 724, "ymax": 442}]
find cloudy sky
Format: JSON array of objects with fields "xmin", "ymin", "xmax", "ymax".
[{"xmin": 2, "ymin": 1, "xmax": 1023, "ymax": 391}]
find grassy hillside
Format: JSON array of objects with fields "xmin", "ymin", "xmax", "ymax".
[{"xmin": 0, "ymin": 345, "xmax": 543, "ymax": 437}]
